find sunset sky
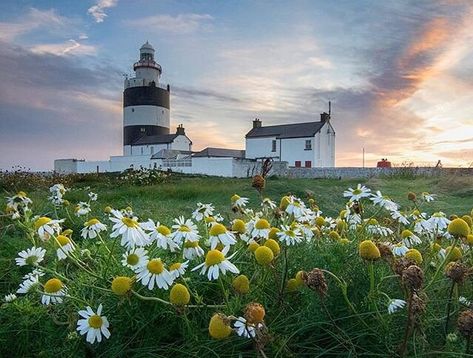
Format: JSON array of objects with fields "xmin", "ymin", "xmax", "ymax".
[{"xmin": 0, "ymin": 0, "xmax": 472, "ymax": 170}]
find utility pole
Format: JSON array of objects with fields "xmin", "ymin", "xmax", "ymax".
[{"xmin": 362, "ymin": 147, "xmax": 365, "ymax": 168}]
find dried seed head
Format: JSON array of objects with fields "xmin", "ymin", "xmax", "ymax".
[
  {"xmin": 245, "ymin": 302, "xmax": 266, "ymax": 324},
  {"xmin": 377, "ymin": 242, "xmax": 393, "ymax": 260},
  {"xmin": 445, "ymin": 262, "xmax": 469, "ymax": 284},
  {"xmin": 458, "ymin": 310, "xmax": 473, "ymax": 338},
  {"xmin": 410, "ymin": 293, "xmax": 426, "ymax": 316},
  {"xmin": 302, "ymin": 268, "xmax": 328, "ymax": 297},
  {"xmin": 402, "ymin": 265, "xmax": 424, "ymax": 291},
  {"xmin": 392, "ymin": 257, "xmax": 416, "ymax": 276},
  {"xmin": 252, "ymin": 175, "xmax": 266, "ymax": 191}
]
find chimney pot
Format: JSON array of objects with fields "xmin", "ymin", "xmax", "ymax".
[
  {"xmin": 176, "ymin": 124, "xmax": 185, "ymax": 135},
  {"xmin": 253, "ymin": 118, "xmax": 262, "ymax": 128}
]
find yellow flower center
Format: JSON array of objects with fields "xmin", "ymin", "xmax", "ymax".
[
  {"xmin": 353, "ymin": 189, "xmax": 362, "ymax": 195},
  {"xmin": 255, "ymin": 219, "xmax": 270, "ymax": 230},
  {"xmin": 86, "ymin": 218, "xmax": 100, "ymax": 226},
  {"xmin": 359, "ymin": 240, "xmax": 380, "ymax": 260},
  {"xmin": 231, "ymin": 194, "xmax": 240, "ymax": 203},
  {"xmin": 264, "ymin": 239, "xmax": 280, "ymax": 256},
  {"xmin": 122, "ymin": 217, "xmax": 138, "ymax": 228},
  {"xmin": 448, "ymin": 218, "xmax": 470, "ymax": 238},
  {"xmin": 205, "ymin": 250, "xmax": 225, "ymax": 266},
  {"xmin": 44, "ymin": 278, "xmax": 63, "ymax": 293},
  {"xmin": 208, "ymin": 314, "xmax": 232, "ymax": 339},
  {"xmin": 111, "ymin": 276, "xmax": 133, "ymax": 296},
  {"xmin": 232, "ymin": 275, "xmax": 250, "ymax": 294},
  {"xmin": 88, "ymin": 315, "xmax": 103, "ymax": 329},
  {"xmin": 184, "ymin": 240, "xmax": 199, "ymax": 248},
  {"xmin": 254, "ymin": 246, "xmax": 274, "ymax": 265},
  {"xmin": 315, "ymin": 217, "xmax": 325, "ymax": 227},
  {"xmin": 18, "ymin": 191, "xmax": 27, "ymax": 197},
  {"xmin": 401, "ymin": 230, "xmax": 413, "ymax": 239},
  {"xmin": 35, "ymin": 217, "xmax": 51, "ymax": 230},
  {"xmin": 204, "ymin": 217, "xmax": 215, "ymax": 224},
  {"xmin": 157, "ymin": 225, "xmax": 171, "ymax": 236},
  {"xmin": 406, "ymin": 249, "xmax": 423, "ymax": 265},
  {"xmin": 127, "ymin": 253, "xmax": 140, "ymax": 266},
  {"xmin": 279, "ymin": 196, "xmax": 290, "ymax": 210},
  {"xmin": 62, "ymin": 229, "xmax": 73, "ymax": 236},
  {"xmin": 147, "ymin": 259, "xmax": 164, "ymax": 274},
  {"xmin": 209, "ymin": 223, "xmax": 227, "ymax": 236},
  {"xmin": 56, "ymin": 235, "xmax": 70, "ymax": 246},
  {"xmin": 179, "ymin": 225, "xmax": 191, "ymax": 232},
  {"xmin": 268, "ymin": 227, "xmax": 280, "ymax": 240},
  {"xmin": 169, "ymin": 262, "xmax": 182, "ymax": 271},
  {"xmin": 25, "ymin": 256, "xmax": 38, "ymax": 265},
  {"xmin": 232, "ymin": 219, "xmax": 246, "ymax": 234}
]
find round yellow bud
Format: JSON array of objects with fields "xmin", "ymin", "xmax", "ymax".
[
  {"xmin": 264, "ymin": 239, "xmax": 280, "ymax": 256},
  {"xmin": 232, "ymin": 219, "xmax": 246, "ymax": 234},
  {"xmin": 448, "ymin": 218, "xmax": 470, "ymax": 238},
  {"xmin": 359, "ymin": 240, "xmax": 380, "ymax": 260},
  {"xmin": 254, "ymin": 246, "xmax": 274, "ymax": 265},
  {"xmin": 104, "ymin": 206, "xmax": 112, "ymax": 213},
  {"xmin": 405, "ymin": 249, "xmax": 423, "ymax": 265},
  {"xmin": 170, "ymin": 284, "xmax": 190, "ymax": 305},
  {"xmin": 232, "ymin": 275, "xmax": 250, "ymax": 294},
  {"xmin": 111, "ymin": 276, "xmax": 133, "ymax": 296},
  {"xmin": 446, "ymin": 246, "xmax": 462, "ymax": 262},
  {"xmin": 461, "ymin": 215, "xmax": 473, "ymax": 229},
  {"xmin": 407, "ymin": 192, "xmax": 416, "ymax": 201},
  {"xmin": 329, "ymin": 230, "xmax": 341, "ymax": 241},
  {"xmin": 286, "ymin": 278, "xmax": 299, "ymax": 292},
  {"xmin": 280, "ymin": 196, "xmax": 291, "ymax": 210},
  {"xmin": 340, "ymin": 238, "xmax": 350, "ymax": 245},
  {"xmin": 268, "ymin": 227, "xmax": 280, "ymax": 240},
  {"xmin": 208, "ymin": 314, "xmax": 232, "ymax": 339},
  {"xmin": 315, "ymin": 216, "xmax": 325, "ymax": 228},
  {"xmin": 295, "ymin": 271, "xmax": 305, "ymax": 287},
  {"xmin": 467, "ymin": 234, "xmax": 473, "ymax": 246}
]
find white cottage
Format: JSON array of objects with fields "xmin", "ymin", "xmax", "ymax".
[{"xmin": 245, "ymin": 113, "xmax": 335, "ymax": 167}]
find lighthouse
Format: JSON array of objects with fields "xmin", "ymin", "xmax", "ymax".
[{"xmin": 123, "ymin": 41, "xmax": 171, "ymax": 155}]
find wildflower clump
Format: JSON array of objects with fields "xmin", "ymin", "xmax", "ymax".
[{"xmin": 359, "ymin": 240, "xmax": 380, "ymax": 260}]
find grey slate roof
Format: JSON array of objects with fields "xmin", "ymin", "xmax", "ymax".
[
  {"xmin": 151, "ymin": 149, "xmax": 192, "ymax": 159},
  {"xmin": 245, "ymin": 121, "xmax": 326, "ymax": 139},
  {"xmin": 193, "ymin": 147, "xmax": 245, "ymax": 158},
  {"xmin": 132, "ymin": 134, "xmax": 178, "ymax": 145}
]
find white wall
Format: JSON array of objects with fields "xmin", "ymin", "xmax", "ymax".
[
  {"xmin": 170, "ymin": 135, "xmax": 192, "ymax": 151},
  {"xmin": 130, "ymin": 144, "xmax": 168, "ymax": 156},
  {"xmin": 245, "ymin": 137, "xmax": 280, "ymax": 159},
  {"xmin": 280, "ymin": 137, "xmax": 316, "ymax": 167}
]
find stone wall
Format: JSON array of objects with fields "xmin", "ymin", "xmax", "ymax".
[{"xmin": 270, "ymin": 165, "xmax": 473, "ymax": 179}]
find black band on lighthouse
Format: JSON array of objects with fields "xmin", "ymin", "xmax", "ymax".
[
  {"xmin": 123, "ymin": 125, "xmax": 170, "ymax": 145},
  {"xmin": 123, "ymin": 86, "xmax": 170, "ymax": 109}
]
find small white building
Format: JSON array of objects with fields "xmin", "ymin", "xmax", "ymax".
[{"xmin": 245, "ymin": 113, "xmax": 335, "ymax": 168}]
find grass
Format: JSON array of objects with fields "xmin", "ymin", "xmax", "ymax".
[{"xmin": 0, "ymin": 174, "xmax": 472, "ymax": 357}]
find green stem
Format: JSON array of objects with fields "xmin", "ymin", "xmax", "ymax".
[
  {"xmin": 443, "ymin": 281, "xmax": 456, "ymax": 344},
  {"xmin": 425, "ymin": 238, "xmax": 458, "ymax": 290}
]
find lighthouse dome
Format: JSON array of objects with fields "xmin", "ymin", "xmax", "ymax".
[{"xmin": 140, "ymin": 41, "xmax": 154, "ymax": 52}]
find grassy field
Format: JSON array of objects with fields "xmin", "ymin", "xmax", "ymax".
[{"xmin": 1, "ymin": 173, "xmax": 472, "ymax": 357}]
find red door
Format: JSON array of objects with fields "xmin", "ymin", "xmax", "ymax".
[
  {"xmin": 305, "ymin": 161, "xmax": 312, "ymax": 168},
  {"xmin": 295, "ymin": 161, "xmax": 301, "ymax": 167}
]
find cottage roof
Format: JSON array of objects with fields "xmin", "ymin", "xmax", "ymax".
[
  {"xmin": 245, "ymin": 121, "xmax": 326, "ymax": 139},
  {"xmin": 132, "ymin": 134, "xmax": 178, "ymax": 145},
  {"xmin": 193, "ymin": 147, "xmax": 245, "ymax": 158}
]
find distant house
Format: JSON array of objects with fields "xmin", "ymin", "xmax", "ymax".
[
  {"xmin": 123, "ymin": 124, "xmax": 192, "ymax": 156},
  {"xmin": 245, "ymin": 113, "xmax": 335, "ymax": 168}
]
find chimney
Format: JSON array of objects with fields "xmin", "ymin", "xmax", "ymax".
[
  {"xmin": 320, "ymin": 112, "xmax": 330, "ymax": 122},
  {"xmin": 176, "ymin": 124, "xmax": 185, "ymax": 135},
  {"xmin": 253, "ymin": 118, "xmax": 262, "ymax": 128}
]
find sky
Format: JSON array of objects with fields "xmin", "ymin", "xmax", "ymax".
[{"xmin": 0, "ymin": 0, "xmax": 472, "ymax": 171}]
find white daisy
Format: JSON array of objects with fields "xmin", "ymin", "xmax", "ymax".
[
  {"xmin": 285, "ymin": 196, "xmax": 306, "ymax": 219},
  {"xmin": 169, "ymin": 261, "xmax": 189, "ymax": 279},
  {"xmin": 422, "ymin": 192, "xmax": 436, "ymax": 202},
  {"xmin": 427, "ymin": 212, "xmax": 450, "ymax": 231},
  {"xmin": 17, "ymin": 276, "xmax": 40, "ymax": 294},
  {"xmin": 192, "ymin": 247, "xmax": 239, "ymax": 281},
  {"xmin": 459, "ymin": 296, "xmax": 471, "ymax": 306},
  {"xmin": 370, "ymin": 191, "xmax": 398, "ymax": 211},
  {"xmin": 110, "ymin": 210, "xmax": 150, "ymax": 248},
  {"xmin": 277, "ymin": 225, "xmax": 303, "ymax": 246},
  {"xmin": 41, "ymin": 278, "xmax": 67, "ymax": 305},
  {"xmin": 15, "ymin": 247, "xmax": 46, "ymax": 267},
  {"xmin": 388, "ymin": 299, "xmax": 406, "ymax": 314},
  {"xmin": 171, "ymin": 216, "xmax": 200, "ymax": 244},
  {"xmin": 81, "ymin": 218, "xmax": 107, "ymax": 239},
  {"xmin": 392, "ymin": 243, "xmax": 409, "ymax": 257},
  {"xmin": 251, "ymin": 219, "xmax": 271, "ymax": 239},
  {"xmin": 55, "ymin": 235, "xmax": 75, "ymax": 260},
  {"xmin": 390, "ymin": 210, "xmax": 410, "ymax": 225},
  {"xmin": 261, "ymin": 198, "xmax": 277, "ymax": 209},
  {"xmin": 343, "ymin": 184, "xmax": 371, "ymax": 202},
  {"xmin": 75, "ymin": 202, "xmax": 91, "ymax": 217},
  {"xmin": 234, "ymin": 317, "xmax": 262, "ymax": 339},
  {"xmin": 77, "ymin": 304, "xmax": 111, "ymax": 344},
  {"xmin": 192, "ymin": 203, "xmax": 214, "ymax": 221},
  {"xmin": 143, "ymin": 220, "xmax": 179, "ymax": 252},
  {"xmin": 366, "ymin": 224, "xmax": 393, "ymax": 237},
  {"xmin": 4, "ymin": 293, "xmax": 17, "ymax": 302},
  {"xmin": 88, "ymin": 192, "xmax": 98, "ymax": 201},
  {"xmin": 401, "ymin": 230, "xmax": 422, "ymax": 247},
  {"xmin": 231, "ymin": 194, "xmax": 249, "ymax": 208},
  {"xmin": 209, "ymin": 223, "xmax": 237, "ymax": 250},
  {"xmin": 121, "ymin": 247, "xmax": 149, "ymax": 272},
  {"xmin": 22, "ymin": 268, "xmax": 45, "ymax": 281},
  {"xmin": 183, "ymin": 240, "xmax": 205, "ymax": 260},
  {"xmin": 6, "ymin": 191, "xmax": 32, "ymax": 211},
  {"xmin": 136, "ymin": 258, "xmax": 174, "ymax": 290},
  {"xmin": 34, "ymin": 217, "xmax": 64, "ymax": 241}
]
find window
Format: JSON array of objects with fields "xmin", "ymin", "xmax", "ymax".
[
  {"xmin": 305, "ymin": 140, "xmax": 312, "ymax": 150},
  {"xmin": 131, "ymin": 108, "xmax": 134, "ymax": 112},
  {"xmin": 140, "ymin": 127, "xmax": 145, "ymax": 133},
  {"xmin": 295, "ymin": 161, "xmax": 301, "ymax": 167},
  {"xmin": 305, "ymin": 161, "xmax": 312, "ymax": 168},
  {"xmin": 150, "ymin": 146, "xmax": 154, "ymax": 154},
  {"xmin": 140, "ymin": 147, "xmax": 143, "ymax": 155},
  {"xmin": 271, "ymin": 140, "xmax": 277, "ymax": 152}
]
